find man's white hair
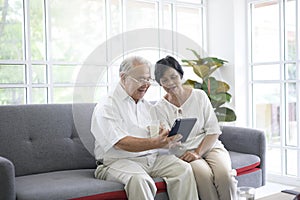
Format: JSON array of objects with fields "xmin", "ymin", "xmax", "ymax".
[{"xmin": 119, "ymin": 56, "xmax": 152, "ymax": 75}]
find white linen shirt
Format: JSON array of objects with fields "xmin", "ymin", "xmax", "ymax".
[
  {"xmin": 91, "ymin": 83, "xmax": 157, "ymax": 161},
  {"xmin": 154, "ymin": 89, "xmax": 223, "ymax": 150}
]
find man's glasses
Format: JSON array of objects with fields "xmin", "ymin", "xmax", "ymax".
[{"xmin": 127, "ymin": 76, "xmax": 156, "ymax": 85}]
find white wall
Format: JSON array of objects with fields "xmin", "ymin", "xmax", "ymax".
[{"xmin": 207, "ymin": 0, "xmax": 249, "ymax": 126}]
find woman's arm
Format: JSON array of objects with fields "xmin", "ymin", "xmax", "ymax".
[
  {"xmin": 194, "ymin": 134, "xmax": 219, "ymax": 157},
  {"xmin": 180, "ymin": 134, "xmax": 219, "ymax": 162}
]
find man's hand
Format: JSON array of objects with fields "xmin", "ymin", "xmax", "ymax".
[
  {"xmin": 153, "ymin": 128, "xmax": 182, "ymax": 148},
  {"xmin": 180, "ymin": 151, "xmax": 201, "ymax": 162}
]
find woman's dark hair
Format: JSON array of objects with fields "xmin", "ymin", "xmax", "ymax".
[{"xmin": 154, "ymin": 56, "xmax": 184, "ymax": 85}]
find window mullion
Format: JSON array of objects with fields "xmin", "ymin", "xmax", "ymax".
[{"xmin": 23, "ymin": 0, "xmax": 31, "ymax": 104}]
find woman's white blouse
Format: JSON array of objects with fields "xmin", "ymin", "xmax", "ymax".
[{"xmin": 154, "ymin": 89, "xmax": 223, "ymax": 150}]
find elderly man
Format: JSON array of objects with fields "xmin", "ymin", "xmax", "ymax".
[{"xmin": 91, "ymin": 56, "xmax": 198, "ymax": 200}]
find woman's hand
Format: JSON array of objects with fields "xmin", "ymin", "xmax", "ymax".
[{"xmin": 180, "ymin": 151, "xmax": 201, "ymax": 162}]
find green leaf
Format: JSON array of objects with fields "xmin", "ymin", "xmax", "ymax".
[
  {"xmin": 186, "ymin": 48, "xmax": 202, "ymax": 61},
  {"xmin": 210, "ymin": 93, "xmax": 231, "ymax": 108},
  {"xmin": 216, "ymin": 81, "xmax": 230, "ymax": 93},
  {"xmin": 214, "ymin": 107, "xmax": 237, "ymax": 122},
  {"xmin": 183, "ymin": 79, "xmax": 202, "ymax": 89}
]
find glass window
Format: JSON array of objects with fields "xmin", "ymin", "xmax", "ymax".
[
  {"xmin": 285, "ymin": 83, "xmax": 297, "ymax": 147},
  {"xmin": 30, "ymin": 0, "xmax": 45, "ymax": 61},
  {"xmin": 0, "ymin": 0, "xmax": 24, "ymax": 60},
  {"xmin": 253, "ymin": 83, "xmax": 281, "ymax": 146},
  {"xmin": 266, "ymin": 147, "xmax": 281, "ymax": 174},
  {"xmin": 125, "ymin": 1, "xmax": 158, "ymax": 31},
  {"xmin": 0, "ymin": 65, "xmax": 25, "ymax": 84},
  {"xmin": 53, "ymin": 87, "xmax": 74, "ymax": 103},
  {"xmin": 251, "ymin": 1, "xmax": 279, "ymax": 63},
  {"xmin": 252, "ymin": 64, "xmax": 280, "ymax": 80},
  {"xmin": 0, "ymin": 88, "xmax": 26, "ymax": 104},
  {"xmin": 162, "ymin": 4, "xmax": 172, "ymax": 30},
  {"xmin": 286, "ymin": 149, "xmax": 297, "ymax": 176},
  {"xmin": 176, "ymin": 6, "xmax": 203, "ymax": 46},
  {"xmin": 249, "ymin": 0, "xmax": 300, "ymax": 180},
  {"xmin": 32, "ymin": 65, "xmax": 47, "ymax": 84},
  {"xmin": 32, "ymin": 87, "xmax": 47, "ymax": 104},
  {"xmin": 285, "ymin": 63, "xmax": 297, "ymax": 80},
  {"xmin": 49, "ymin": 0, "xmax": 105, "ymax": 62},
  {"xmin": 0, "ymin": 0, "xmax": 205, "ymax": 104},
  {"xmin": 52, "ymin": 65, "xmax": 80, "ymax": 84},
  {"xmin": 285, "ymin": 0, "xmax": 296, "ymax": 61}
]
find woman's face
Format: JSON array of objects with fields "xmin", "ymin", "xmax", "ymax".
[{"xmin": 159, "ymin": 67, "xmax": 182, "ymax": 94}]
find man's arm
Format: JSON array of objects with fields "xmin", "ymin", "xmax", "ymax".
[{"xmin": 115, "ymin": 129, "xmax": 178, "ymax": 152}]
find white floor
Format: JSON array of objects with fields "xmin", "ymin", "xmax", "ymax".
[{"xmin": 255, "ymin": 181, "xmax": 296, "ymax": 198}]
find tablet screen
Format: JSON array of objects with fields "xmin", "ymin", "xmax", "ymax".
[{"xmin": 168, "ymin": 118, "xmax": 197, "ymax": 142}]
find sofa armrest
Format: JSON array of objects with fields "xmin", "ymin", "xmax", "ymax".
[
  {"xmin": 219, "ymin": 126, "xmax": 266, "ymax": 185},
  {"xmin": 0, "ymin": 156, "xmax": 16, "ymax": 200}
]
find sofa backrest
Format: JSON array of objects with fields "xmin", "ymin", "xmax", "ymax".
[{"xmin": 0, "ymin": 103, "xmax": 97, "ymax": 176}]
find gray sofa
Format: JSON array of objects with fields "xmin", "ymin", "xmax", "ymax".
[{"xmin": 0, "ymin": 103, "xmax": 266, "ymax": 200}]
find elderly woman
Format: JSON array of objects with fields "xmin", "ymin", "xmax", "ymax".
[{"xmin": 154, "ymin": 55, "xmax": 237, "ymax": 200}]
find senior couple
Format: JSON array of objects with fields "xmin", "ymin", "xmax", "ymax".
[{"xmin": 91, "ymin": 56, "xmax": 238, "ymax": 200}]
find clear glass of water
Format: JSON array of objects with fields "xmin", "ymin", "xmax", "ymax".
[{"xmin": 237, "ymin": 187, "xmax": 255, "ymax": 200}]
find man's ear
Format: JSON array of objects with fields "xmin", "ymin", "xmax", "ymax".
[{"xmin": 120, "ymin": 72, "xmax": 126, "ymax": 84}]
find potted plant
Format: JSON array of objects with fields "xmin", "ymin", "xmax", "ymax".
[{"xmin": 182, "ymin": 49, "xmax": 237, "ymax": 122}]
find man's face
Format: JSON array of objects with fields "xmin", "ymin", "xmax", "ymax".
[{"xmin": 122, "ymin": 64, "xmax": 151, "ymax": 102}]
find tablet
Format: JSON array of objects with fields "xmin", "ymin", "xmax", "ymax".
[{"xmin": 168, "ymin": 118, "xmax": 197, "ymax": 142}]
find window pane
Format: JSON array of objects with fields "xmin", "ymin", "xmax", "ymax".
[
  {"xmin": 30, "ymin": 0, "xmax": 45, "ymax": 61},
  {"xmin": 162, "ymin": 4, "xmax": 172, "ymax": 30},
  {"xmin": 49, "ymin": 0, "xmax": 105, "ymax": 62},
  {"xmin": 54, "ymin": 86, "xmax": 107, "ymax": 103},
  {"xmin": 251, "ymin": 1, "xmax": 279, "ymax": 63},
  {"xmin": 32, "ymin": 65, "xmax": 46, "ymax": 84},
  {"xmin": 0, "ymin": 0, "xmax": 24, "ymax": 60},
  {"xmin": 286, "ymin": 149, "xmax": 297, "ymax": 176},
  {"xmin": 253, "ymin": 83, "xmax": 281, "ymax": 146},
  {"xmin": 176, "ymin": 6, "xmax": 203, "ymax": 46},
  {"xmin": 285, "ymin": 63, "xmax": 296, "ymax": 80},
  {"xmin": 72, "ymin": 86, "xmax": 108, "ymax": 103},
  {"xmin": 252, "ymin": 64, "xmax": 280, "ymax": 80},
  {"xmin": 285, "ymin": 0, "xmax": 296, "ymax": 60},
  {"xmin": 285, "ymin": 83, "xmax": 297, "ymax": 146},
  {"xmin": 32, "ymin": 87, "xmax": 47, "ymax": 104},
  {"xmin": 0, "ymin": 88, "xmax": 25, "ymax": 104},
  {"xmin": 53, "ymin": 65, "xmax": 109, "ymax": 84},
  {"xmin": 68, "ymin": 65, "xmax": 108, "ymax": 85},
  {"xmin": 267, "ymin": 147, "xmax": 281, "ymax": 174},
  {"xmin": 0, "ymin": 65, "xmax": 25, "ymax": 84},
  {"xmin": 52, "ymin": 65, "xmax": 80, "ymax": 84},
  {"xmin": 109, "ymin": 0, "xmax": 122, "ymax": 37},
  {"xmin": 53, "ymin": 87, "xmax": 73, "ymax": 103},
  {"xmin": 126, "ymin": 0, "xmax": 158, "ymax": 31}
]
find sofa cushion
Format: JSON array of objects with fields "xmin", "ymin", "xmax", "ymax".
[
  {"xmin": 15, "ymin": 169, "xmax": 167, "ymax": 200},
  {"xmin": 0, "ymin": 104, "xmax": 96, "ymax": 176},
  {"xmin": 228, "ymin": 151, "xmax": 261, "ymax": 175}
]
